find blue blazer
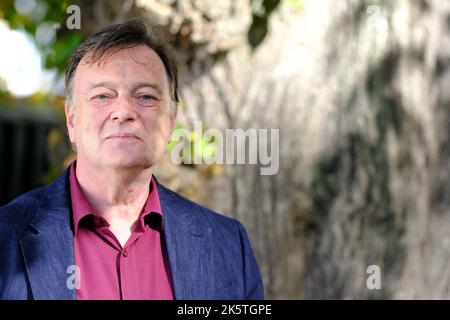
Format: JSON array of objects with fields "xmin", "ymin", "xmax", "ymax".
[{"xmin": 0, "ymin": 169, "xmax": 264, "ymax": 300}]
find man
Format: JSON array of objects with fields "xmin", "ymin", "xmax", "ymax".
[{"xmin": 0, "ymin": 19, "xmax": 263, "ymax": 300}]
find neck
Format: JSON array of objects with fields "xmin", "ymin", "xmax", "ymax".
[{"xmin": 74, "ymin": 158, "xmax": 153, "ymax": 223}]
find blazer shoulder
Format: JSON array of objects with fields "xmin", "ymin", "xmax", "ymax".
[
  {"xmin": 0, "ymin": 186, "xmax": 46, "ymax": 239},
  {"xmin": 0, "ymin": 170, "xmax": 68, "ymax": 223}
]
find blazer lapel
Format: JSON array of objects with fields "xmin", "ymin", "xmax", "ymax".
[
  {"xmin": 157, "ymin": 182, "xmax": 214, "ymax": 299},
  {"xmin": 20, "ymin": 171, "xmax": 76, "ymax": 300}
]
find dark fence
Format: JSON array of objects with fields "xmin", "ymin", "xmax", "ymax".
[{"xmin": 0, "ymin": 106, "xmax": 60, "ymax": 206}]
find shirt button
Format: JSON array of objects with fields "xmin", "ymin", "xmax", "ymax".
[{"xmin": 122, "ymin": 250, "xmax": 128, "ymax": 257}]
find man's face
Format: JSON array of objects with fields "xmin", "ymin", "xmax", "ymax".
[{"xmin": 65, "ymin": 45, "xmax": 176, "ymax": 170}]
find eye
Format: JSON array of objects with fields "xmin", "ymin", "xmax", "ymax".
[
  {"xmin": 139, "ymin": 95, "xmax": 155, "ymax": 101},
  {"xmin": 94, "ymin": 94, "xmax": 109, "ymax": 100},
  {"xmin": 136, "ymin": 94, "xmax": 159, "ymax": 107},
  {"xmin": 91, "ymin": 93, "xmax": 113, "ymax": 106}
]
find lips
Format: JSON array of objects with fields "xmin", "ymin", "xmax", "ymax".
[{"xmin": 105, "ymin": 133, "xmax": 141, "ymax": 141}]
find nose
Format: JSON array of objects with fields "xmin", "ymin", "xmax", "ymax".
[{"xmin": 110, "ymin": 96, "xmax": 136, "ymax": 124}]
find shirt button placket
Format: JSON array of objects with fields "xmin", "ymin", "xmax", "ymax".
[{"xmin": 119, "ymin": 249, "xmax": 127, "ymax": 300}]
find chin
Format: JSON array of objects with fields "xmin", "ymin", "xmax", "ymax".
[{"xmin": 102, "ymin": 154, "xmax": 151, "ymax": 169}]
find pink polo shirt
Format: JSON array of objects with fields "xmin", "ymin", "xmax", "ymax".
[{"xmin": 69, "ymin": 162, "xmax": 173, "ymax": 300}]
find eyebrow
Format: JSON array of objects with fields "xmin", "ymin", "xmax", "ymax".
[{"xmin": 85, "ymin": 81, "xmax": 163, "ymax": 95}]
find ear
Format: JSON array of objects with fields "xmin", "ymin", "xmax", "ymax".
[{"xmin": 65, "ymin": 101, "xmax": 76, "ymax": 145}]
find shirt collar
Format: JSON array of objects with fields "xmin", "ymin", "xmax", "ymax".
[{"xmin": 68, "ymin": 161, "xmax": 163, "ymax": 235}]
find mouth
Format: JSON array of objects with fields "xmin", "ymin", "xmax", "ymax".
[{"xmin": 105, "ymin": 133, "xmax": 141, "ymax": 141}]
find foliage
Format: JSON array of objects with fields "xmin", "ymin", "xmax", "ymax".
[{"xmin": 0, "ymin": 0, "xmax": 83, "ymax": 76}]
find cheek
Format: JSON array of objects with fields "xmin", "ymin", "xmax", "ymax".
[
  {"xmin": 145, "ymin": 111, "xmax": 171, "ymax": 133},
  {"xmin": 75, "ymin": 111, "xmax": 103, "ymax": 142},
  {"xmin": 156, "ymin": 116, "xmax": 173, "ymax": 140},
  {"xmin": 141, "ymin": 122, "xmax": 168, "ymax": 149}
]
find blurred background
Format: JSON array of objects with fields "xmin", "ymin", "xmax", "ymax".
[{"xmin": 1, "ymin": 0, "xmax": 450, "ymax": 299}]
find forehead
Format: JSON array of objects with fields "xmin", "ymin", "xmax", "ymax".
[{"xmin": 74, "ymin": 45, "xmax": 168, "ymax": 88}]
